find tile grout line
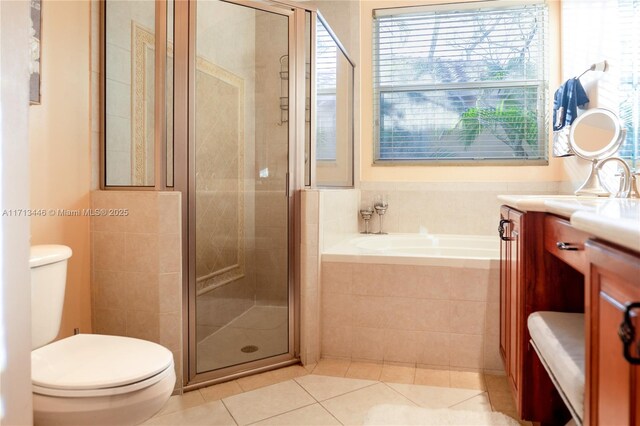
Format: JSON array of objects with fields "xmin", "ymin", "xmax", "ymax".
[
  {"xmin": 447, "ymin": 390, "xmax": 488, "ymax": 410},
  {"xmin": 220, "ymin": 398, "xmax": 240, "ymax": 426},
  {"xmin": 244, "ymin": 401, "xmax": 318, "ymax": 426},
  {"xmin": 244, "ymin": 381, "xmax": 318, "ymax": 426},
  {"xmin": 378, "ymin": 381, "xmax": 419, "ymax": 407}
]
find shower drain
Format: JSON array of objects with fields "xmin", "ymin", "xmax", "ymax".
[{"xmin": 241, "ymin": 345, "xmax": 259, "ymax": 353}]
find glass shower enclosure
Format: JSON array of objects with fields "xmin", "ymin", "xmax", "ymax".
[{"xmin": 102, "ymin": 0, "xmax": 354, "ymax": 388}]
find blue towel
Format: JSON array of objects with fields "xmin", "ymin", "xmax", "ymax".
[
  {"xmin": 553, "ymin": 78, "xmax": 589, "ymax": 131},
  {"xmin": 552, "ymin": 78, "xmax": 589, "ymax": 157}
]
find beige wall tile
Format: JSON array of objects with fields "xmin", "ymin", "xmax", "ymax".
[
  {"xmin": 159, "ymin": 272, "xmax": 181, "ymax": 314},
  {"xmin": 93, "ymin": 308, "xmax": 126, "ymax": 335},
  {"xmin": 415, "ymin": 299, "xmax": 450, "ymax": 332},
  {"xmin": 321, "ymin": 262, "xmax": 352, "ymax": 294},
  {"xmin": 352, "ymin": 263, "xmax": 385, "ymax": 296},
  {"xmin": 450, "ymin": 334, "xmax": 483, "ymax": 369},
  {"xmin": 93, "ymin": 269, "xmax": 128, "ymax": 310},
  {"xmin": 125, "ymin": 271, "xmax": 159, "ymax": 312},
  {"xmin": 158, "ymin": 192, "xmax": 181, "ymax": 235},
  {"xmin": 383, "ymin": 329, "xmax": 419, "ymax": 364},
  {"xmin": 321, "ymin": 292, "xmax": 353, "ymax": 329},
  {"xmin": 385, "ymin": 297, "xmax": 416, "ymax": 330},
  {"xmin": 450, "ymin": 269, "xmax": 489, "ymax": 301},
  {"xmin": 416, "ymin": 267, "xmax": 451, "ymax": 299},
  {"xmin": 417, "ymin": 332, "xmax": 450, "ymax": 367},
  {"xmin": 485, "ymin": 301, "xmax": 500, "ymax": 337},
  {"xmin": 351, "ymin": 327, "xmax": 384, "ymax": 361},
  {"xmin": 93, "ymin": 231, "xmax": 126, "ymax": 271},
  {"xmin": 126, "ymin": 310, "xmax": 160, "ymax": 342},
  {"xmin": 124, "ymin": 193, "xmax": 160, "ymax": 234},
  {"xmin": 124, "ymin": 233, "xmax": 160, "ymax": 273},
  {"xmin": 449, "ymin": 301, "xmax": 486, "ymax": 335},
  {"xmin": 483, "ymin": 332, "xmax": 503, "ymax": 371},
  {"xmin": 321, "ymin": 326, "xmax": 353, "ymax": 359},
  {"xmin": 381, "ymin": 265, "xmax": 421, "ymax": 298},
  {"xmin": 352, "ymin": 296, "xmax": 387, "ymax": 329},
  {"xmin": 159, "ymin": 312, "xmax": 181, "ymax": 352},
  {"xmin": 159, "ymin": 233, "xmax": 181, "ymax": 273}
]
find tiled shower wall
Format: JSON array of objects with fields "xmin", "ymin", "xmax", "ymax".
[
  {"xmin": 254, "ymin": 11, "xmax": 289, "ymax": 307},
  {"xmin": 91, "ymin": 191, "xmax": 183, "ymax": 390},
  {"xmin": 320, "ymin": 260, "xmax": 502, "ymax": 373},
  {"xmin": 360, "ymin": 181, "xmax": 563, "ymax": 236}
]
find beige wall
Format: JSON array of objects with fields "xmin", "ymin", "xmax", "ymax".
[
  {"xmin": 1, "ymin": 0, "xmax": 35, "ymax": 423},
  {"xmin": 359, "ymin": 0, "xmax": 563, "ymax": 183},
  {"xmin": 29, "ymin": 0, "xmax": 92, "ymax": 338},
  {"xmin": 91, "ymin": 191, "xmax": 183, "ymax": 390}
]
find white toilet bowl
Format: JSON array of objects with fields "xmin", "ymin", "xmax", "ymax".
[
  {"xmin": 29, "ymin": 245, "xmax": 175, "ymax": 425},
  {"xmin": 32, "ymin": 334, "xmax": 175, "ymax": 426}
]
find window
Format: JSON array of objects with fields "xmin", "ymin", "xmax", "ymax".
[
  {"xmin": 373, "ymin": 2, "xmax": 548, "ymax": 164},
  {"xmin": 316, "ymin": 20, "xmax": 337, "ymax": 161},
  {"xmin": 617, "ymin": 0, "xmax": 639, "ymax": 169}
]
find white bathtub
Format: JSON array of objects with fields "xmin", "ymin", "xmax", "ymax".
[{"xmin": 322, "ymin": 233, "xmax": 499, "ymax": 268}]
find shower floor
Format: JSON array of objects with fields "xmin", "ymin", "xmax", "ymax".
[{"xmin": 197, "ymin": 305, "xmax": 289, "ymax": 373}]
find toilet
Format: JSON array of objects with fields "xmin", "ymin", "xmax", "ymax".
[{"xmin": 30, "ymin": 245, "xmax": 175, "ymax": 425}]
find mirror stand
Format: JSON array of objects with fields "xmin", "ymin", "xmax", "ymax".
[{"xmin": 575, "ymin": 159, "xmax": 611, "ymax": 197}]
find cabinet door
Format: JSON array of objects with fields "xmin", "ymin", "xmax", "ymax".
[
  {"xmin": 508, "ymin": 209, "xmax": 522, "ymax": 394},
  {"xmin": 499, "ymin": 206, "xmax": 510, "ymax": 363},
  {"xmin": 587, "ymin": 241, "xmax": 640, "ymax": 425}
]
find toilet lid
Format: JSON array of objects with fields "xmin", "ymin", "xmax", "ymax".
[{"xmin": 32, "ymin": 334, "xmax": 174, "ymax": 390}]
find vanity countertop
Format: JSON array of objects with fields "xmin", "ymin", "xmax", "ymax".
[{"xmin": 498, "ymin": 195, "xmax": 640, "ymax": 253}]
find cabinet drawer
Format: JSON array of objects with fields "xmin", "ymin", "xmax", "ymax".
[{"xmin": 544, "ymin": 215, "xmax": 589, "ymax": 274}]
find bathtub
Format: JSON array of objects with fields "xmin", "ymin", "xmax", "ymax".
[
  {"xmin": 322, "ymin": 233, "xmax": 499, "ymax": 269},
  {"xmin": 320, "ymin": 233, "xmax": 503, "ymax": 372}
]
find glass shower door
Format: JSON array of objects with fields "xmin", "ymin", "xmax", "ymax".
[{"xmin": 192, "ymin": 0, "xmax": 292, "ymax": 377}]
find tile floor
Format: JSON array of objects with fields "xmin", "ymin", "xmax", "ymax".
[
  {"xmin": 146, "ymin": 359, "xmax": 532, "ymax": 425},
  {"xmin": 197, "ymin": 306, "xmax": 288, "ymax": 372}
]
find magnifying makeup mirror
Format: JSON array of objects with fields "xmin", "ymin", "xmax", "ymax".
[{"xmin": 569, "ymin": 108, "xmax": 627, "ymax": 196}]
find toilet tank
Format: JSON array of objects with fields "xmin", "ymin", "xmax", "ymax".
[{"xmin": 30, "ymin": 245, "xmax": 72, "ymax": 349}]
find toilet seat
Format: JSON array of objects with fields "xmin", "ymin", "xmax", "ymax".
[{"xmin": 32, "ymin": 334, "xmax": 174, "ymax": 398}]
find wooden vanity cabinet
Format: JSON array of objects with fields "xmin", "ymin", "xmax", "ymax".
[
  {"xmin": 500, "ymin": 207, "xmax": 582, "ymax": 423},
  {"xmin": 500, "ymin": 205, "xmax": 640, "ymax": 425},
  {"xmin": 499, "ymin": 206, "xmax": 523, "ymax": 399},
  {"xmin": 586, "ymin": 241, "xmax": 640, "ymax": 426}
]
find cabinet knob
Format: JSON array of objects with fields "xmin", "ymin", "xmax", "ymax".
[
  {"xmin": 556, "ymin": 242, "xmax": 582, "ymax": 251},
  {"xmin": 618, "ymin": 302, "xmax": 640, "ymax": 365}
]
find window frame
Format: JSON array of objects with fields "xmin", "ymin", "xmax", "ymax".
[{"xmin": 372, "ymin": 1, "xmax": 549, "ymax": 166}]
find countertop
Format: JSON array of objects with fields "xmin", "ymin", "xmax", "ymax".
[{"xmin": 497, "ymin": 195, "xmax": 640, "ymax": 253}]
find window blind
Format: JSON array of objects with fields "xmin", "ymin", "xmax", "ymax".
[
  {"xmin": 617, "ymin": 0, "xmax": 639, "ymax": 169},
  {"xmin": 316, "ymin": 19, "xmax": 337, "ymax": 161},
  {"xmin": 373, "ymin": 2, "xmax": 549, "ymax": 163}
]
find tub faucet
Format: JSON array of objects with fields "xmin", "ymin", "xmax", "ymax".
[{"xmin": 596, "ymin": 157, "xmax": 632, "ymax": 198}]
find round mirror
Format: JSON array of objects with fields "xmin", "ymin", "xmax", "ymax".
[{"xmin": 569, "ymin": 108, "xmax": 624, "ymax": 160}]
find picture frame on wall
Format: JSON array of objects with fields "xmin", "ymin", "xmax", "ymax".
[{"xmin": 29, "ymin": 0, "xmax": 42, "ymax": 105}]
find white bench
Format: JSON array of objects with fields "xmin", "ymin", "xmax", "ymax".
[{"xmin": 528, "ymin": 311, "xmax": 585, "ymax": 425}]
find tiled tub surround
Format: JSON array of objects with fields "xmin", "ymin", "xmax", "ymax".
[
  {"xmin": 320, "ymin": 256, "xmax": 502, "ymax": 372},
  {"xmin": 360, "ymin": 181, "xmax": 563, "ymax": 236},
  {"xmin": 90, "ymin": 190, "xmax": 183, "ymax": 389}
]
